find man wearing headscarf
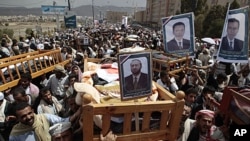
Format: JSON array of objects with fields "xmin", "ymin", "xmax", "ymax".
[
  {"xmin": 46, "ymin": 65, "xmax": 67, "ymax": 101},
  {"xmin": 178, "ymin": 109, "xmax": 226, "ymax": 141},
  {"xmin": 37, "ymin": 87, "xmax": 65, "ymax": 116},
  {"xmin": 9, "ymin": 102, "xmax": 81, "ymax": 141},
  {"xmin": 49, "ymin": 122, "xmax": 73, "ymax": 141}
]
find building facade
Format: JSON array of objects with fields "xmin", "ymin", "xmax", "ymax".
[
  {"xmin": 207, "ymin": 0, "xmax": 249, "ymax": 7},
  {"xmin": 135, "ymin": 10, "xmax": 146, "ymax": 22},
  {"xmin": 135, "ymin": 0, "xmax": 249, "ymax": 26},
  {"xmin": 145, "ymin": 0, "xmax": 181, "ymax": 25},
  {"xmin": 106, "ymin": 11, "xmax": 128, "ymax": 24}
]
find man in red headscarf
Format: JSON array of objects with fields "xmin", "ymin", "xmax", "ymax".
[{"xmin": 178, "ymin": 109, "xmax": 226, "ymax": 141}]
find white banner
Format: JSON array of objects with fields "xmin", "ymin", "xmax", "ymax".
[
  {"xmin": 217, "ymin": 6, "xmax": 249, "ymax": 63},
  {"xmin": 122, "ymin": 16, "xmax": 128, "ymax": 27}
]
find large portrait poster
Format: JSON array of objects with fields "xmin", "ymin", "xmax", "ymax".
[
  {"xmin": 162, "ymin": 12, "xmax": 195, "ymax": 57},
  {"xmin": 118, "ymin": 52, "xmax": 152, "ymax": 101},
  {"xmin": 217, "ymin": 6, "xmax": 249, "ymax": 63}
]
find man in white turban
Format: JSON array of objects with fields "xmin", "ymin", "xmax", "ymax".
[{"xmin": 49, "ymin": 122, "xmax": 72, "ymax": 141}]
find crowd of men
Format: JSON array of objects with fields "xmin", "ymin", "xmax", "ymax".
[{"xmin": 0, "ymin": 23, "xmax": 249, "ymax": 141}]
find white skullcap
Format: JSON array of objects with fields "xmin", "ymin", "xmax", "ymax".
[
  {"xmin": 76, "ymin": 52, "xmax": 84, "ymax": 57},
  {"xmin": 25, "ymin": 39, "xmax": 29, "ymax": 43},
  {"xmin": 23, "ymin": 43, "xmax": 29, "ymax": 47},
  {"xmin": 37, "ymin": 44, "xmax": 44, "ymax": 50},
  {"xmin": 49, "ymin": 122, "xmax": 72, "ymax": 136},
  {"xmin": 0, "ymin": 92, "xmax": 4, "ymax": 100}
]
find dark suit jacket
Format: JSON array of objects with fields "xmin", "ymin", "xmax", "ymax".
[
  {"xmin": 221, "ymin": 36, "xmax": 244, "ymax": 51},
  {"xmin": 124, "ymin": 72, "xmax": 148, "ymax": 91},
  {"xmin": 167, "ymin": 38, "xmax": 190, "ymax": 51}
]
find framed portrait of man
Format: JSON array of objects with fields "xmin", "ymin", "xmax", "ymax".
[
  {"xmin": 217, "ymin": 6, "xmax": 249, "ymax": 63},
  {"xmin": 162, "ymin": 12, "xmax": 195, "ymax": 57},
  {"xmin": 118, "ymin": 51, "xmax": 152, "ymax": 101}
]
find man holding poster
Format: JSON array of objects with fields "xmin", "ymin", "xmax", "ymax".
[{"xmin": 221, "ymin": 18, "xmax": 244, "ymax": 51}]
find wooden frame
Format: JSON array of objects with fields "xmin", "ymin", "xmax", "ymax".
[
  {"xmin": 0, "ymin": 51, "xmax": 39, "ymax": 63},
  {"xmin": 83, "ymin": 52, "xmax": 191, "ymax": 77},
  {"xmin": 210, "ymin": 87, "xmax": 250, "ymax": 125},
  {"xmin": 82, "ymin": 57, "xmax": 185, "ymax": 141},
  {"xmin": 0, "ymin": 49, "xmax": 70, "ymax": 91},
  {"xmin": 81, "ymin": 82, "xmax": 185, "ymax": 141},
  {"xmin": 83, "ymin": 57, "xmax": 103, "ymax": 72},
  {"xmin": 152, "ymin": 52, "xmax": 191, "ymax": 77}
]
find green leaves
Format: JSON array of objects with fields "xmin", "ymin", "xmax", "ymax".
[{"xmin": 0, "ymin": 28, "xmax": 14, "ymax": 39}]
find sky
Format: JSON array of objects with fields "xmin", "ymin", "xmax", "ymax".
[{"xmin": 0, "ymin": 0, "xmax": 146, "ymax": 8}]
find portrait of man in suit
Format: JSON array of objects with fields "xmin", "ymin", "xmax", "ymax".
[
  {"xmin": 167, "ymin": 22, "xmax": 190, "ymax": 51},
  {"xmin": 221, "ymin": 18, "xmax": 244, "ymax": 51},
  {"xmin": 124, "ymin": 59, "xmax": 148, "ymax": 91}
]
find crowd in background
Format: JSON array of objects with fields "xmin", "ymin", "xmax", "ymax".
[{"xmin": 0, "ymin": 23, "xmax": 249, "ymax": 141}]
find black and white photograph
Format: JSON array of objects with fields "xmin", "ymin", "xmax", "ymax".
[
  {"xmin": 118, "ymin": 52, "xmax": 152, "ymax": 100},
  {"xmin": 162, "ymin": 12, "xmax": 195, "ymax": 56},
  {"xmin": 217, "ymin": 6, "xmax": 249, "ymax": 63}
]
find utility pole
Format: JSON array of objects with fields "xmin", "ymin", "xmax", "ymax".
[
  {"xmin": 68, "ymin": 0, "xmax": 71, "ymax": 11},
  {"xmin": 99, "ymin": 10, "xmax": 102, "ymax": 20},
  {"xmin": 53, "ymin": 1, "xmax": 60, "ymax": 30},
  {"xmin": 92, "ymin": 0, "xmax": 95, "ymax": 26}
]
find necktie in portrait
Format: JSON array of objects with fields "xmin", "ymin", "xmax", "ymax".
[
  {"xmin": 178, "ymin": 42, "xmax": 182, "ymax": 49},
  {"xmin": 133, "ymin": 77, "xmax": 138, "ymax": 89},
  {"xmin": 229, "ymin": 41, "xmax": 233, "ymax": 50}
]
